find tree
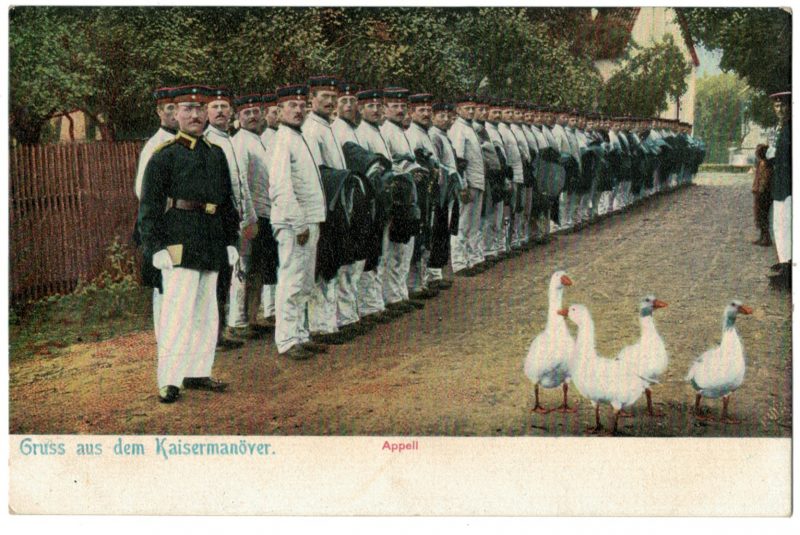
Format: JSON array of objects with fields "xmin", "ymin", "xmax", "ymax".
[
  {"xmin": 599, "ymin": 34, "xmax": 691, "ymax": 117},
  {"xmin": 9, "ymin": 7, "xmax": 100, "ymax": 144},
  {"xmin": 680, "ymin": 8, "xmax": 791, "ymax": 95},
  {"xmin": 695, "ymin": 73, "xmax": 756, "ymax": 163}
]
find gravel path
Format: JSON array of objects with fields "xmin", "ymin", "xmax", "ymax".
[{"xmin": 10, "ymin": 173, "xmax": 792, "ymax": 437}]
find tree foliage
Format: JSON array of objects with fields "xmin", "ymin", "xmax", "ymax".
[
  {"xmin": 599, "ymin": 34, "xmax": 691, "ymax": 117},
  {"xmin": 10, "ymin": 6, "xmax": 692, "ymax": 143},
  {"xmin": 680, "ymin": 8, "xmax": 791, "ymax": 96}
]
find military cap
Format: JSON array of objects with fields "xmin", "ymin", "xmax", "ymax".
[
  {"xmin": 474, "ymin": 95, "xmax": 490, "ymax": 105},
  {"xmin": 234, "ymin": 94, "xmax": 262, "ymax": 110},
  {"xmin": 308, "ymin": 76, "xmax": 340, "ymax": 92},
  {"xmin": 500, "ymin": 99, "xmax": 515, "ymax": 109},
  {"xmin": 455, "ymin": 94, "xmax": 478, "ymax": 105},
  {"xmin": 261, "ymin": 94, "xmax": 277, "ymax": 105},
  {"xmin": 172, "ymin": 85, "xmax": 210, "ymax": 105},
  {"xmin": 276, "ymin": 84, "xmax": 309, "ymax": 103},
  {"xmin": 432, "ymin": 102, "xmax": 455, "ymax": 112},
  {"xmin": 770, "ymin": 90, "xmax": 791, "ymax": 101},
  {"xmin": 205, "ymin": 87, "xmax": 233, "ymax": 104},
  {"xmin": 409, "ymin": 93, "xmax": 434, "ymax": 105},
  {"xmin": 383, "ymin": 87, "xmax": 410, "ymax": 101},
  {"xmin": 357, "ymin": 89, "xmax": 383, "ymax": 101},
  {"xmin": 338, "ymin": 82, "xmax": 360, "ymax": 96},
  {"xmin": 153, "ymin": 87, "xmax": 174, "ymax": 104},
  {"xmin": 488, "ymin": 98, "xmax": 505, "ymax": 109}
]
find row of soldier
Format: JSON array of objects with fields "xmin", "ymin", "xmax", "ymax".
[{"xmin": 134, "ymin": 80, "xmax": 705, "ymax": 403}]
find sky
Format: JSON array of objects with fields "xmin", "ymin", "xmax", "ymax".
[{"xmin": 696, "ymin": 44, "xmax": 723, "ymax": 78}]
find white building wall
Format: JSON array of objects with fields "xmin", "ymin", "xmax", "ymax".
[{"xmin": 595, "ymin": 7, "xmax": 697, "ymax": 124}]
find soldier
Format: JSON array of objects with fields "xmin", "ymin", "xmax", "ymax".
[
  {"xmin": 228, "ymin": 94, "xmax": 279, "ymax": 338},
  {"xmin": 257, "ymin": 92, "xmax": 280, "ymax": 327},
  {"xmin": 260, "ymin": 93, "xmax": 279, "ymax": 147},
  {"xmin": 268, "ymin": 84, "xmax": 327, "ymax": 360},
  {"xmin": 405, "ymin": 92, "xmax": 440, "ymax": 299},
  {"xmin": 380, "ymin": 87, "xmax": 426, "ymax": 310},
  {"xmin": 136, "ymin": 84, "xmax": 240, "ymax": 403},
  {"xmin": 204, "ymin": 87, "xmax": 258, "ymax": 349},
  {"xmin": 510, "ymin": 101, "xmax": 535, "ymax": 247},
  {"xmin": 482, "ymin": 98, "xmax": 513, "ymax": 260},
  {"xmin": 302, "ymin": 75, "xmax": 362, "ymax": 344},
  {"xmin": 496, "ymin": 100, "xmax": 524, "ymax": 251},
  {"xmin": 429, "ymin": 101, "xmax": 464, "ymax": 289},
  {"xmin": 768, "ymin": 90, "xmax": 792, "ymax": 290},
  {"xmin": 449, "ymin": 95, "xmax": 487, "ymax": 275},
  {"xmin": 353, "ymin": 88, "xmax": 405, "ymax": 319},
  {"xmin": 133, "ymin": 86, "xmax": 178, "ymax": 343},
  {"xmin": 330, "ymin": 81, "xmax": 376, "ymax": 334},
  {"xmin": 525, "ymin": 104, "xmax": 553, "ymax": 242}
]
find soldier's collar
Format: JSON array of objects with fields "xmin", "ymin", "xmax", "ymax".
[
  {"xmin": 206, "ymin": 124, "xmax": 229, "ymax": 138},
  {"xmin": 411, "ymin": 120, "xmax": 428, "ymax": 131},
  {"xmin": 282, "ymin": 123, "xmax": 303, "ymax": 134},
  {"xmin": 339, "ymin": 116, "xmax": 358, "ymax": 129},
  {"xmin": 387, "ymin": 118, "xmax": 404, "ymax": 129},
  {"xmin": 175, "ymin": 130, "xmax": 200, "ymax": 149},
  {"xmin": 161, "ymin": 125, "xmax": 178, "ymax": 135},
  {"xmin": 310, "ymin": 110, "xmax": 331, "ymax": 124},
  {"xmin": 474, "ymin": 119, "xmax": 485, "ymax": 126},
  {"xmin": 364, "ymin": 119, "xmax": 381, "ymax": 129},
  {"xmin": 269, "ymin": 125, "xmax": 279, "ymax": 131}
]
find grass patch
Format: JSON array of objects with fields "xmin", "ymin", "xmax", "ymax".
[
  {"xmin": 9, "ymin": 237, "xmax": 153, "ymax": 360},
  {"xmin": 698, "ymin": 163, "xmax": 752, "ymax": 173}
]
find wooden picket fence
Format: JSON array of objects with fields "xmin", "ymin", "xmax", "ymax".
[{"xmin": 9, "ymin": 141, "xmax": 145, "ymax": 304}]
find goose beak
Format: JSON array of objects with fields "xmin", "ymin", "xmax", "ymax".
[
  {"xmin": 557, "ymin": 308, "xmax": 569, "ymax": 317},
  {"xmin": 560, "ymin": 275, "xmax": 573, "ymax": 286},
  {"xmin": 737, "ymin": 305, "xmax": 753, "ymax": 315},
  {"xmin": 653, "ymin": 299, "xmax": 668, "ymax": 309}
]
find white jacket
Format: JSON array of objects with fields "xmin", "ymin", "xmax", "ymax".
[
  {"xmin": 134, "ymin": 126, "xmax": 175, "ymax": 200},
  {"xmin": 268, "ymin": 124, "xmax": 326, "ymax": 231},
  {"xmin": 380, "ymin": 119, "xmax": 422, "ymax": 174},
  {"xmin": 302, "ymin": 111, "xmax": 346, "ymax": 169},
  {"xmin": 497, "ymin": 122, "xmax": 524, "ymax": 184},
  {"xmin": 355, "ymin": 120, "xmax": 392, "ymax": 160},
  {"xmin": 447, "ymin": 117, "xmax": 485, "ymax": 190},
  {"xmin": 205, "ymin": 124, "xmax": 258, "ymax": 227},
  {"xmin": 331, "ymin": 117, "xmax": 362, "ymax": 148},
  {"xmin": 233, "ymin": 128, "xmax": 272, "ymax": 219}
]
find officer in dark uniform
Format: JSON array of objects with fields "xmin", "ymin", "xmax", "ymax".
[{"xmin": 137, "ymin": 84, "xmax": 241, "ymax": 403}]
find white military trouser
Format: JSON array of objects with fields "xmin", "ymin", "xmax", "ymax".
[
  {"xmin": 482, "ymin": 196, "xmax": 504, "ymax": 258},
  {"xmin": 522, "ymin": 186, "xmax": 534, "ymax": 243},
  {"xmin": 383, "ymin": 229, "xmax": 413, "ymax": 305},
  {"xmin": 152, "ymin": 288, "xmax": 162, "ymax": 342},
  {"xmin": 578, "ymin": 192, "xmax": 592, "ymax": 223},
  {"xmin": 408, "ymin": 248, "xmax": 430, "ymax": 292},
  {"xmin": 337, "ymin": 260, "xmax": 364, "ymax": 327},
  {"xmin": 157, "ymin": 268, "xmax": 219, "ymax": 389},
  {"xmin": 773, "ymin": 196, "xmax": 793, "ymax": 263},
  {"xmin": 260, "ymin": 285, "xmax": 276, "ymax": 318},
  {"xmin": 510, "ymin": 184, "xmax": 525, "ymax": 248},
  {"xmin": 358, "ymin": 226, "xmax": 389, "ymax": 314},
  {"xmin": 451, "ymin": 187, "xmax": 484, "ymax": 272},
  {"xmin": 275, "ymin": 224, "xmax": 319, "ymax": 354},
  {"xmin": 309, "ymin": 277, "xmax": 338, "ymax": 334},
  {"xmin": 227, "ymin": 249, "xmax": 249, "ymax": 328}
]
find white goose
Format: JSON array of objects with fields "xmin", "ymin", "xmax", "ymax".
[
  {"xmin": 616, "ymin": 295, "xmax": 669, "ymax": 417},
  {"xmin": 687, "ymin": 300, "xmax": 752, "ymax": 424},
  {"xmin": 524, "ymin": 271, "xmax": 576, "ymax": 414},
  {"xmin": 562, "ymin": 304, "xmax": 652, "ymax": 434}
]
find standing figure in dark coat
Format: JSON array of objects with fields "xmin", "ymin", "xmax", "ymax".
[
  {"xmin": 752, "ymin": 143, "xmax": 773, "ymax": 246},
  {"xmin": 137, "ymin": 85, "xmax": 240, "ymax": 403},
  {"xmin": 768, "ymin": 91, "xmax": 792, "ymax": 290}
]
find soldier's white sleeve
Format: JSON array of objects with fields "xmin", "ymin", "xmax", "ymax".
[
  {"xmin": 134, "ymin": 138, "xmax": 157, "ymax": 200},
  {"xmin": 268, "ymin": 137, "xmax": 306, "ymax": 232}
]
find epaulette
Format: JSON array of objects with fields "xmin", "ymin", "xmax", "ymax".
[{"xmin": 153, "ymin": 138, "xmax": 176, "ymax": 154}]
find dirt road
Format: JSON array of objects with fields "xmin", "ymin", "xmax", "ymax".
[{"xmin": 10, "ymin": 173, "xmax": 792, "ymax": 437}]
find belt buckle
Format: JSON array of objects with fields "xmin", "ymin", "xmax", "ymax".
[{"xmin": 204, "ymin": 203, "xmax": 217, "ymax": 215}]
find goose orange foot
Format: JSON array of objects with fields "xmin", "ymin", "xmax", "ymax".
[
  {"xmin": 552, "ymin": 404, "xmax": 578, "ymax": 414},
  {"xmin": 531, "ymin": 404, "xmax": 551, "ymax": 414}
]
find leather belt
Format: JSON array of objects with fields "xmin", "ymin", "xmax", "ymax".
[{"xmin": 166, "ymin": 197, "xmax": 217, "ymax": 215}]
